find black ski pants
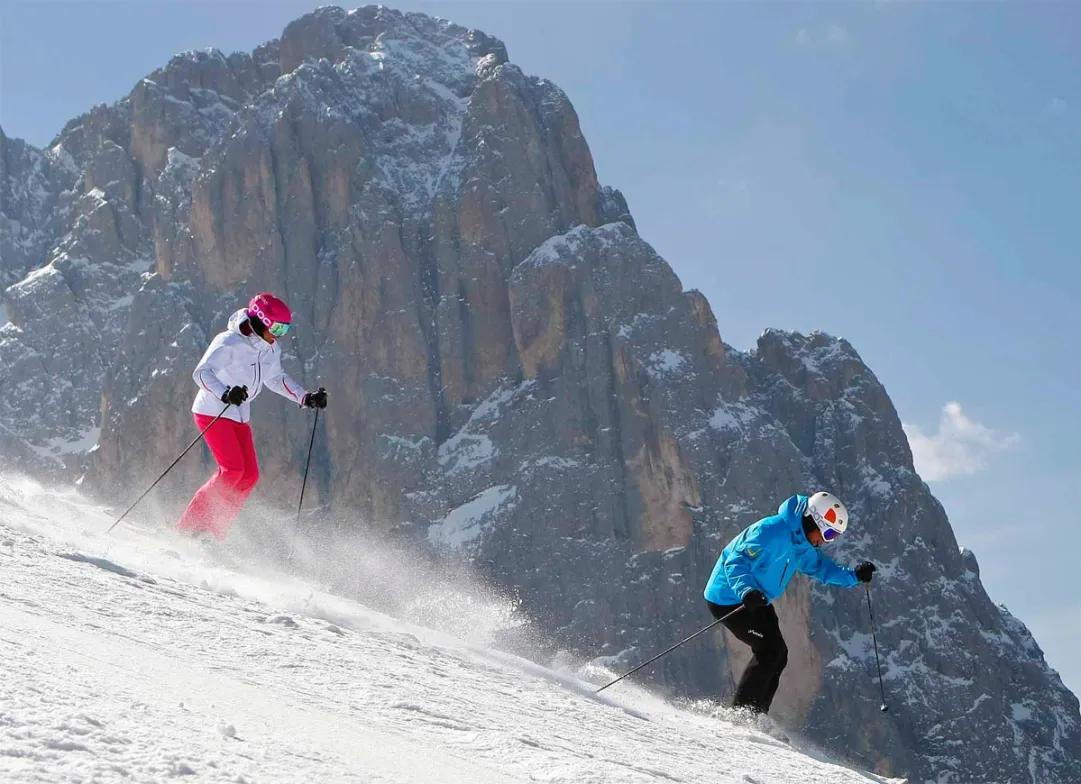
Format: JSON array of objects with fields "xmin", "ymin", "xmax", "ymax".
[{"xmin": 707, "ymin": 600, "xmax": 789, "ymax": 715}]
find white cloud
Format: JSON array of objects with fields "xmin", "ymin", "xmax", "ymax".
[
  {"xmin": 794, "ymin": 25, "xmax": 849, "ymax": 47},
  {"xmin": 826, "ymin": 25, "xmax": 850, "ymax": 45},
  {"xmin": 902, "ymin": 402, "xmax": 1019, "ymax": 481}
]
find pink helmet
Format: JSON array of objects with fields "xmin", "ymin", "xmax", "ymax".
[{"xmin": 247, "ymin": 292, "xmax": 292, "ymax": 337}]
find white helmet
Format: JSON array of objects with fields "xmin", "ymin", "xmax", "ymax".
[{"xmin": 806, "ymin": 491, "xmax": 849, "ymax": 542}]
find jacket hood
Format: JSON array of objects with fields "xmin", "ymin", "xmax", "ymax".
[
  {"xmin": 778, "ymin": 494, "xmax": 811, "ymax": 537},
  {"xmin": 227, "ymin": 309, "xmax": 249, "ymax": 334},
  {"xmin": 227, "ymin": 309, "xmax": 267, "ymax": 350}
]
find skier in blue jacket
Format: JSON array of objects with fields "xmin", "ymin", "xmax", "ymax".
[{"xmin": 703, "ymin": 492, "xmax": 876, "ymax": 715}]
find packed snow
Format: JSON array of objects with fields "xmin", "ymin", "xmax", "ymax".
[
  {"xmin": 379, "ymin": 434, "xmax": 432, "ymax": 461},
  {"xmin": 708, "ymin": 401, "xmax": 759, "ymax": 433},
  {"xmin": 428, "ymin": 484, "xmax": 518, "ymax": 549},
  {"xmin": 516, "ymin": 223, "xmax": 625, "ymax": 271},
  {"xmin": 40, "ymin": 425, "xmax": 102, "ymax": 456},
  {"xmin": 438, "ymin": 433, "xmax": 497, "ymax": 475},
  {"xmin": 0, "ymin": 475, "xmax": 904, "ymax": 784},
  {"xmin": 647, "ymin": 349, "xmax": 688, "ymax": 376},
  {"xmin": 437, "ymin": 381, "xmax": 533, "ymax": 475}
]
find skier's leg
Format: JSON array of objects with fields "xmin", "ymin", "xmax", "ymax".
[
  {"xmin": 759, "ymin": 621, "xmax": 788, "ymax": 713},
  {"xmin": 235, "ymin": 423, "xmax": 260, "ymax": 496},
  {"xmin": 210, "ymin": 423, "xmax": 260, "ymax": 539},
  {"xmin": 176, "ymin": 416, "xmax": 246, "ymax": 538},
  {"xmin": 708, "ymin": 599, "xmax": 765, "ymax": 709},
  {"xmin": 712, "ymin": 602, "xmax": 787, "ymax": 714}
]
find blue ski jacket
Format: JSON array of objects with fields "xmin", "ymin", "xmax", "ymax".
[{"xmin": 703, "ymin": 494, "xmax": 859, "ymax": 606}]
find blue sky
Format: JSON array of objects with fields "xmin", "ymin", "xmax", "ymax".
[{"xmin": 2, "ymin": 1, "xmax": 1078, "ymax": 701}]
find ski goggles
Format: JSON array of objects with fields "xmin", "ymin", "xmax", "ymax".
[
  {"xmin": 820, "ymin": 526, "xmax": 842, "ymax": 543},
  {"xmin": 266, "ymin": 321, "xmax": 291, "ymax": 337}
]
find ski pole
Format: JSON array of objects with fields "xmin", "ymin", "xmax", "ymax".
[
  {"xmin": 106, "ymin": 406, "xmax": 230, "ymax": 533},
  {"xmin": 286, "ymin": 408, "xmax": 320, "ymax": 566},
  {"xmin": 295, "ymin": 408, "xmax": 319, "ymax": 529},
  {"xmin": 596, "ymin": 605, "xmax": 744, "ymax": 694},
  {"xmin": 865, "ymin": 583, "xmax": 889, "ymax": 713}
]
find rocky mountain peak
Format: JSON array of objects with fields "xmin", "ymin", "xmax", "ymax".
[{"xmin": 279, "ymin": 5, "xmax": 508, "ymax": 80}]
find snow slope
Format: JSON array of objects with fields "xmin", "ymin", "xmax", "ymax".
[{"xmin": 0, "ymin": 477, "xmax": 903, "ymax": 784}]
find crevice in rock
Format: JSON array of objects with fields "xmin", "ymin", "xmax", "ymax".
[
  {"xmin": 414, "ymin": 222, "xmax": 449, "ymax": 445},
  {"xmin": 456, "ymin": 276, "xmax": 474, "ymax": 401},
  {"xmin": 602, "ymin": 331, "xmax": 631, "ymax": 541}
]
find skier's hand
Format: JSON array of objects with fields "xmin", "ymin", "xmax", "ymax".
[
  {"xmin": 855, "ymin": 561, "xmax": 877, "ymax": 583},
  {"xmin": 741, "ymin": 589, "xmax": 767, "ymax": 610},
  {"xmin": 222, "ymin": 385, "xmax": 249, "ymax": 406},
  {"xmin": 303, "ymin": 387, "xmax": 327, "ymax": 409}
]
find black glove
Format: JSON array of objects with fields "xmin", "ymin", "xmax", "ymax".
[
  {"xmin": 741, "ymin": 589, "xmax": 767, "ymax": 610},
  {"xmin": 855, "ymin": 561, "xmax": 877, "ymax": 584},
  {"xmin": 303, "ymin": 387, "xmax": 327, "ymax": 409},
  {"xmin": 221, "ymin": 385, "xmax": 248, "ymax": 406}
]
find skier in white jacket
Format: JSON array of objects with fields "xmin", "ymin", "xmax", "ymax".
[{"xmin": 176, "ymin": 292, "xmax": 326, "ymax": 540}]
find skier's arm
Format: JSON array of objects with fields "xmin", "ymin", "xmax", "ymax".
[
  {"xmin": 192, "ymin": 341, "xmax": 231, "ymax": 401},
  {"xmin": 263, "ymin": 349, "xmax": 306, "ymax": 406},
  {"xmin": 722, "ymin": 520, "xmax": 784, "ymax": 600},
  {"xmin": 797, "ymin": 547, "xmax": 859, "ymax": 588}
]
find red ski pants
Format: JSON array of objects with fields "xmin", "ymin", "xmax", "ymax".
[{"xmin": 175, "ymin": 414, "xmax": 260, "ymax": 540}]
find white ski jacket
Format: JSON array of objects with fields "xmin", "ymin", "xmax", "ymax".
[{"xmin": 191, "ymin": 309, "xmax": 307, "ymax": 424}]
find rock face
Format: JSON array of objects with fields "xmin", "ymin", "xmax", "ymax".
[{"xmin": 1, "ymin": 6, "xmax": 1078, "ymax": 780}]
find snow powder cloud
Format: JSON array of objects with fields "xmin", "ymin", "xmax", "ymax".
[{"xmin": 903, "ymin": 402, "xmax": 1019, "ymax": 481}]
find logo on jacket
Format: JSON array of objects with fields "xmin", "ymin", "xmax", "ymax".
[{"xmin": 745, "ymin": 545, "xmax": 762, "ymax": 559}]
